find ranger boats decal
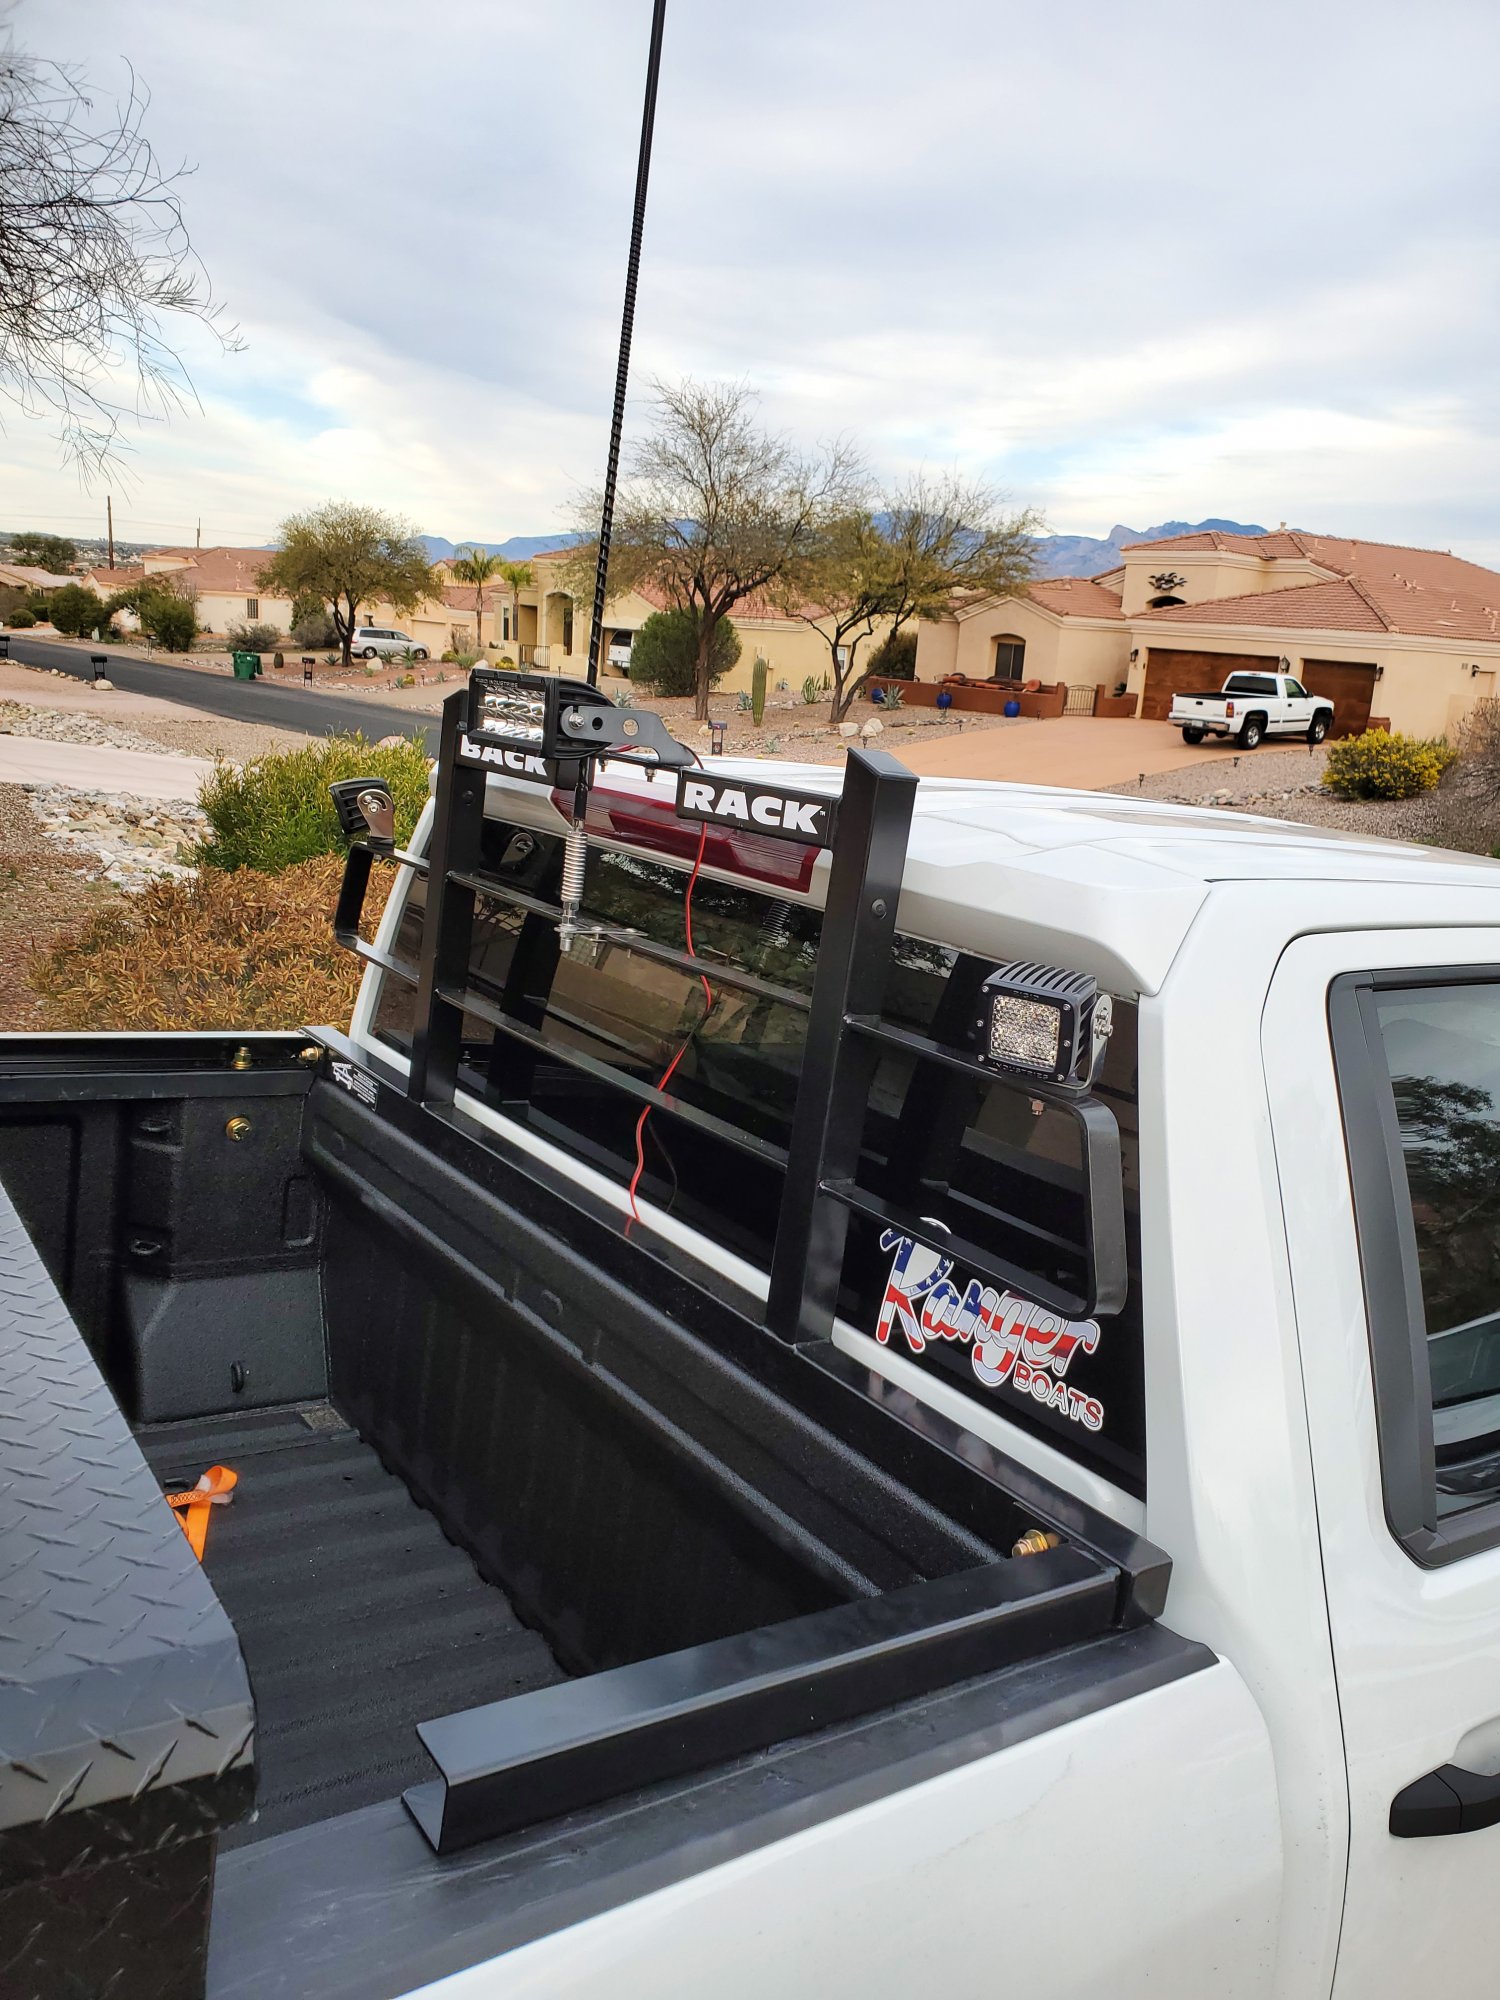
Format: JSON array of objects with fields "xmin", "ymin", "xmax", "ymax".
[{"xmin": 874, "ymin": 1229, "xmax": 1105, "ymax": 1432}]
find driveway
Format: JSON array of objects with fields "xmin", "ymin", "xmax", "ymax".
[
  {"xmin": 0, "ymin": 737, "xmax": 216, "ymax": 800},
  {"xmin": 893, "ymin": 714, "xmax": 1245, "ymax": 789}
]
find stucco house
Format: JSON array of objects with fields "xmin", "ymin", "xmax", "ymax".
[
  {"xmin": 85, "ymin": 547, "xmax": 297, "ymax": 637},
  {"xmin": 516, "ymin": 549, "xmax": 893, "ymax": 695},
  {"xmin": 914, "ymin": 528, "xmax": 1500, "ymax": 738}
]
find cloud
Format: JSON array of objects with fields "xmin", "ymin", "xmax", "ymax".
[{"xmin": 4, "ymin": 0, "xmax": 1499, "ymax": 563}]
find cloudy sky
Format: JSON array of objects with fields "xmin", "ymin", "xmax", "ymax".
[{"xmin": 7, "ymin": 0, "xmax": 1500, "ymax": 561}]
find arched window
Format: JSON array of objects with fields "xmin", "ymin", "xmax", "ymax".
[
  {"xmin": 994, "ymin": 635, "xmax": 1025, "ymax": 679},
  {"xmin": 1148, "ymin": 594, "xmax": 1185, "ymax": 610}
]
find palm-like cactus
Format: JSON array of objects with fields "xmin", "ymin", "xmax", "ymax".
[
  {"xmin": 495, "ymin": 560, "xmax": 533, "ymax": 657},
  {"xmin": 450, "ymin": 545, "xmax": 504, "ymax": 650}
]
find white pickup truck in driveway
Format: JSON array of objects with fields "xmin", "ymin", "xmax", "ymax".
[{"xmin": 1170, "ymin": 670, "xmax": 1335, "ymax": 747}]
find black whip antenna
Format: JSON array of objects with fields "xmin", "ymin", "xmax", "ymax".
[{"xmin": 585, "ymin": 0, "xmax": 668, "ymax": 688}]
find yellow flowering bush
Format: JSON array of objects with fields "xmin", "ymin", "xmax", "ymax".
[{"xmin": 1322, "ymin": 729, "xmax": 1455, "ymax": 801}]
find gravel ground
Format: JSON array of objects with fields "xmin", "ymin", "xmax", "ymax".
[
  {"xmin": 1104, "ymin": 743, "xmax": 1447, "ymax": 844},
  {"xmin": 0, "ymin": 697, "xmax": 198, "ymax": 758},
  {"xmin": 0, "ymin": 784, "xmax": 124, "ymax": 1031},
  {"xmin": 86, "ymin": 711, "xmax": 309, "ymax": 762}
]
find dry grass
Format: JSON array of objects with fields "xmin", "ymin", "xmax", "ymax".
[{"xmin": 30, "ymin": 855, "xmax": 392, "ymax": 1031}]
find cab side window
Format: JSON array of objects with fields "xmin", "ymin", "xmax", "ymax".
[
  {"xmin": 1376, "ymin": 987, "xmax": 1500, "ymax": 1518},
  {"xmin": 1336, "ymin": 971, "xmax": 1500, "ymax": 1560}
]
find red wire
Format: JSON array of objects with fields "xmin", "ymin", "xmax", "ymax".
[{"xmin": 628, "ymin": 822, "xmax": 714, "ymax": 1221}]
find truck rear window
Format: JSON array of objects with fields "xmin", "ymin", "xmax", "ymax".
[
  {"xmin": 371, "ymin": 819, "xmax": 1145, "ymax": 1494},
  {"xmin": 1223, "ymin": 674, "xmax": 1279, "ymax": 695}
]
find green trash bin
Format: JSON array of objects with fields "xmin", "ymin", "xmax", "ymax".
[{"xmin": 231, "ymin": 650, "xmax": 261, "ymax": 680}]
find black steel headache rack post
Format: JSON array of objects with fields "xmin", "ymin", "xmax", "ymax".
[
  {"xmin": 765, "ymin": 750, "xmax": 917, "ymax": 1343},
  {"xmin": 408, "ymin": 687, "xmax": 486, "ymax": 1106}
]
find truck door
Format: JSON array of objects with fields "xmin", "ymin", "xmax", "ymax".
[
  {"xmin": 1266, "ymin": 932, "xmax": 1500, "ymax": 1997},
  {"xmin": 1279, "ymin": 678, "xmax": 1313, "ymax": 731}
]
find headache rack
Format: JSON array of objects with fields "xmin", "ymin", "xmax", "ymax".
[{"xmin": 334, "ymin": 676, "xmax": 1128, "ymax": 1331}]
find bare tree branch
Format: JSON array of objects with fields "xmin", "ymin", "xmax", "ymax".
[
  {"xmin": 0, "ymin": 25, "xmax": 240, "ymax": 477},
  {"xmin": 567, "ymin": 377, "xmax": 863, "ymax": 718}
]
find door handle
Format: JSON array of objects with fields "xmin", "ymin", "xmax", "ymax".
[{"xmin": 1391, "ymin": 1764, "xmax": 1500, "ymax": 1837}]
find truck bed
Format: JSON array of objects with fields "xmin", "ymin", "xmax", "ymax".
[{"xmin": 136, "ymin": 1404, "xmax": 569, "ymax": 1846}]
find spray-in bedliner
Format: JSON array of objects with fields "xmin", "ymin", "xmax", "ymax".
[{"xmin": 136, "ymin": 1403, "xmax": 569, "ymax": 1847}]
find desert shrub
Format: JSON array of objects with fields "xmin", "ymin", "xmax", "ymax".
[
  {"xmin": 196, "ymin": 732, "xmax": 430, "ymax": 872},
  {"xmin": 1429, "ymin": 700, "xmax": 1500, "ymax": 852},
  {"xmin": 289, "ymin": 592, "xmax": 338, "ymax": 649},
  {"xmin": 150, "ymin": 595, "xmax": 198, "ymax": 651},
  {"xmin": 109, "ymin": 584, "xmax": 199, "ymax": 651},
  {"xmin": 225, "ymin": 621, "xmax": 283, "ymax": 653},
  {"xmin": 868, "ymin": 627, "xmax": 918, "ymax": 680},
  {"xmin": 29, "ymin": 856, "xmax": 392, "ymax": 1031},
  {"xmin": 47, "ymin": 582, "xmax": 107, "ymax": 636},
  {"xmin": 6, "ymin": 608, "xmax": 36, "ymax": 629},
  {"xmin": 1322, "ymin": 729, "xmax": 1455, "ymax": 800},
  {"xmin": 628, "ymin": 609, "xmax": 740, "ymax": 698}
]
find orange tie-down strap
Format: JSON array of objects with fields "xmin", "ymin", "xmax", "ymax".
[{"xmin": 165, "ymin": 1464, "xmax": 238, "ymax": 1561}]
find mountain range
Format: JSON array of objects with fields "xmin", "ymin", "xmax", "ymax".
[
  {"xmin": 420, "ymin": 518, "xmax": 1269, "ymax": 581},
  {"xmin": 1027, "ymin": 518, "xmax": 1267, "ymax": 578}
]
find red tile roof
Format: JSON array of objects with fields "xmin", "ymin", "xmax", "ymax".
[
  {"xmin": 1025, "ymin": 576, "xmax": 1124, "ymax": 620},
  {"xmin": 1127, "ymin": 529, "xmax": 1500, "ymax": 645},
  {"xmin": 1138, "ymin": 577, "xmax": 1394, "ymax": 634},
  {"xmin": 142, "ymin": 546, "xmax": 286, "ymax": 595}
]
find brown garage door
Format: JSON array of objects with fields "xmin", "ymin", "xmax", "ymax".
[
  {"xmin": 1299, "ymin": 659, "xmax": 1376, "ymax": 738},
  {"xmin": 1141, "ymin": 649, "xmax": 1280, "ymax": 722}
]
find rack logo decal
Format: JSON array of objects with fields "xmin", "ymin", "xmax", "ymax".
[
  {"xmin": 674, "ymin": 773, "xmax": 834, "ymax": 846},
  {"xmin": 329, "ymin": 1059, "xmax": 379, "ymax": 1107},
  {"xmin": 457, "ymin": 735, "xmax": 552, "ymax": 781},
  {"xmin": 874, "ymin": 1230, "xmax": 1104, "ymax": 1431}
]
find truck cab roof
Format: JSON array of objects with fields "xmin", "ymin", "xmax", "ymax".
[{"xmin": 481, "ymin": 753, "xmax": 1500, "ymax": 997}]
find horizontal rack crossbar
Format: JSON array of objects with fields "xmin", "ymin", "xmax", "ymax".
[
  {"xmin": 819, "ymin": 1178, "xmax": 1094, "ymax": 1320},
  {"xmin": 449, "ymin": 868, "xmax": 811, "ymax": 1011},
  {"xmin": 434, "ymin": 980, "xmax": 790, "ymax": 1169}
]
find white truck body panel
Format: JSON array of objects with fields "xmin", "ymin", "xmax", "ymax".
[{"xmin": 409, "ymin": 1662, "xmax": 1281, "ymax": 2000}]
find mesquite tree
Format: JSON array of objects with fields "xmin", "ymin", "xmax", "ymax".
[
  {"xmin": 568, "ymin": 378, "xmax": 860, "ymax": 719},
  {"xmin": 789, "ymin": 476, "xmax": 1042, "ymax": 721},
  {"xmin": 258, "ymin": 504, "xmax": 435, "ymax": 670},
  {"xmin": 0, "ymin": 32, "xmax": 238, "ymax": 472}
]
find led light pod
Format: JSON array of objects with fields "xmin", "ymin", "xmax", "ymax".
[{"xmin": 975, "ymin": 961, "xmax": 1112, "ymax": 1088}]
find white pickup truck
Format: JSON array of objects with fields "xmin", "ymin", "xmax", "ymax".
[
  {"xmin": 6, "ymin": 673, "xmax": 1500, "ymax": 2000},
  {"xmin": 1170, "ymin": 669, "xmax": 1335, "ymax": 747}
]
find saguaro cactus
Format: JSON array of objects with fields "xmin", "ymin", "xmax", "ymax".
[{"xmin": 751, "ymin": 654, "xmax": 768, "ymax": 727}]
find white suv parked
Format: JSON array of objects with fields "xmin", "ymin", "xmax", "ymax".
[{"xmin": 352, "ymin": 627, "xmax": 428, "ymax": 661}]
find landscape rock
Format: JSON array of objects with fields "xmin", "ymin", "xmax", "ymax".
[
  {"xmin": 25, "ymin": 782, "xmax": 207, "ymax": 890},
  {"xmin": 0, "ymin": 698, "xmax": 197, "ymax": 758}
]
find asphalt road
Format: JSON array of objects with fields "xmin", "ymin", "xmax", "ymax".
[{"xmin": 1, "ymin": 634, "xmax": 442, "ymax": 752}]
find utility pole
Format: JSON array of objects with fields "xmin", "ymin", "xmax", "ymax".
[
  {"xmin": 196, "ymin": 518, "xmax": 201, "ymax": 550},
  {"xmin": 106, "ymin": 494, "xmax": 114, "ymax": 571}
]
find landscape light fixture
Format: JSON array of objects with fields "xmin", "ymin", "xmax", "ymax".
[{"xmin": 974, "ymin": 960, "xmax": 1113, "ymax": 1091}]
